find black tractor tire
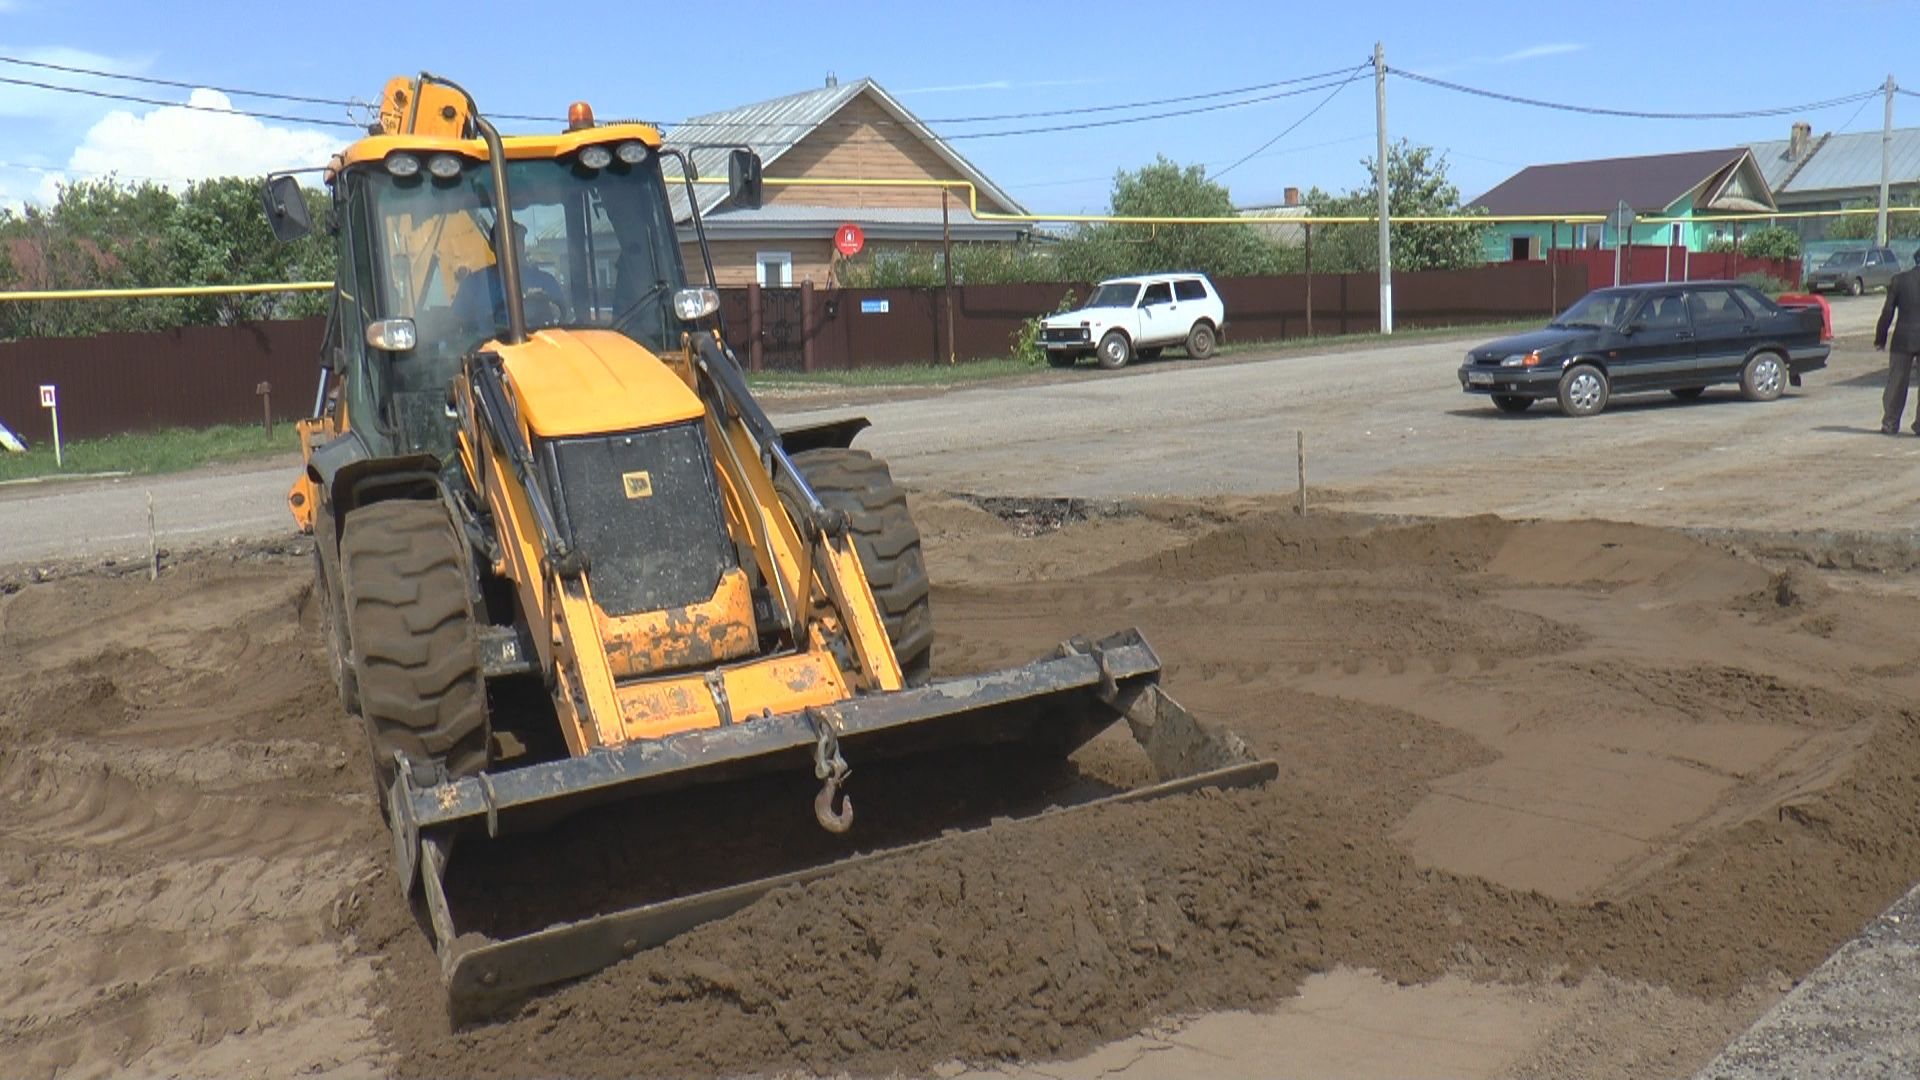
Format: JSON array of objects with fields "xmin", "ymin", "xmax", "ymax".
[
  {"xmin": 1740, "ymin": 351, "xmax": 1787, "ymax": 402},
  {"xmin": 781, "ymin": 449, "xmax": 934, "ymax": 687},
  {"xmin": 1045, "ymin": 350, "xmax": 1079, "ymax": 368},
  {"xmin": 1670, "ymin": 386, "xmax": 1707, "ymax": 401},
  {"xmin": 339, "ymin": 500, "xmax": 490, "ymax": 799},
  {"xmin": 1138, "ymin": 346, "xmax": 1164, "ymax": 360},
  {"xmin": 1186, "ymin": 321, "xmax": 1218, "ymax": 359},
  {"xmin": 1096, "ymin": 330, "xmax": 1133, "ymax": 370},
  {"xmin": 1491, "ymin": 395, "xmax": 1534, "ymax": 414},
  {"xmin": 313, "ymin": 546, "xmax": 359, "ymax": 716},
  {"xmin": 1557, "ymin": 363, "xmax": 1610, "ymax": 418}
]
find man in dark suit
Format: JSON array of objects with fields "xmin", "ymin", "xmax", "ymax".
[{"xmin": 1875, "ymin": 250, "xmax": 1920, "ymax": 434}]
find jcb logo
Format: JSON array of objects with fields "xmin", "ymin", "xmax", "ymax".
[{"xmin": 622, "ymin": 471, "xmax": 653, "ymax": 499}]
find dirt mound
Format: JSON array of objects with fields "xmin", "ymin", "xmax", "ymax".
[
  {"xmin": 379, "ymin": 509, "xmax": 1920, "ymax": 1078},
  {"xmin": 12, "ymin": 503, "xmax": 1920, "ymax": 1079}
]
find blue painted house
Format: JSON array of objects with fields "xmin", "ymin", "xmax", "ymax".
[{"xmin": 1472, "ymin": 148, "xmax": 1777, "ymax": 261}]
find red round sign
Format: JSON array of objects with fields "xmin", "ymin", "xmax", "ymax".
[{"xmin": 834, "ymin": 223, "xmax": 865, "ymax": 257}]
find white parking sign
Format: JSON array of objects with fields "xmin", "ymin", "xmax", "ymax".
[{"xmin": 39, "ymin": 384, "xmax": 55, "ymax": 408}]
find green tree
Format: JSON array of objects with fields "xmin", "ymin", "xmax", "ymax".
[
  {"xmin": 1057, "ymin": 156, "xmax": 1295, "ymax": 280},
  {"xmin": 1705, "ymin": 225, "xmax": 1800, "ymax": 259},
  {"xmin": 0, "ymin": 175, "xmax": 332, "ymax": 340},
  {"xmin": 165, "ymin": 177, "xmax": 332, "ymax": 325},
  {"xmin": 1304, "ymin": 140, "xmax": 1488, "ymax": 272},
  {"xmin": 1825, "ymin": 197, "xmax": 1920, "ymax": 241}
]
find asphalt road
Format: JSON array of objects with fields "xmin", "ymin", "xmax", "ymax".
[{"xmin": 1, "ymin": 295, "xmax": 1905, "ymax": 568}]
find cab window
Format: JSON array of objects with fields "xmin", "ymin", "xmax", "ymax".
[
  {"xmin": 1174, "ymin": 279, "xmax": 1208, "ymax": 301},
  {"xmin": 1139, "ymin": 282, "xmax": 1172, "ymax": 306}
]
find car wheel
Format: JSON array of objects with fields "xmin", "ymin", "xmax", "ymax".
[
  {"xmin": 1670, "ymin": 386, "xmax": 1707, "ymax": 401},
  {"xmin": 1491, "ymin": 395, "xmax": 1533, "ymax": 414},
  {"xmin": 1096, "ymin": 330, "xmax": 1132, "ymax": 370},
  {"xmin": 1045, "ymin": 350, "xmax": 1078, "ymax": 368},
  {"xmin": 1740, "ymin": 351, "xmax": 1786, "ymax": 402},
  {"xmin": 1185, "ymin": 322, "xmax": 1217, "ymax": 359},
  {"xmin": 1138, "ymin": 346, "xmax": 1164, "ymax": 360},
  {"xmin": 1556, "ymin": 363, "xmax": 1609, "ymax": 417},
  {"xmin": 1850, "ymin": 277, "xmax": 1865, "ymax": 296}
]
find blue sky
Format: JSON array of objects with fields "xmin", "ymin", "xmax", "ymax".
[{"xmin": 0, "ymin": 0, "xmax": 1917, "ymax": 213}]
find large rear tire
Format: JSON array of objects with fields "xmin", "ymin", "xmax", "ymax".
[
  {"xmin": 781, "ymin": 449, "xmax": 934, "ymax": 687},
  {"xmin": 339, "ymin": 500, "xmax": 491, "ymax": 798},
  {"xmin": 313, "ymin": 546, "xmax": 359, "ymax": 716}
]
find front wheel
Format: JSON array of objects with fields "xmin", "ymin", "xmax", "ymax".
[
  {"xmin": 1557, "ymin": 363, "xmax": 1610, "ymax": 418},
  {"xmin": 1096, "ymin": 330, "xmax": 1132, "ymax": 370},
  {"xmin": 1185, "ymin": 322, "xmax": 1217, "ymax": 359},
  {"xmin": 339, "ymin": 500, "xmax": 491, "ymax": 800},
  {"xmin": 1491, "ymin": 395, "xmax": 1533, "ymax": 414},
  {"xmin": 778, "ymin": 449, "xmax": 933, "ymax": 686},
  {"xmin": 1850, "ymin": 277, "xmax": 1865, "ymax": 297},
  {"xmin": 1740, "ymin": 352, "xmax": 1786, "ymax": 402}
]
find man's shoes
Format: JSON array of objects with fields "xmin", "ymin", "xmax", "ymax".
[{"xmin": 1883, "ymin": 424, "xmax": 1900, "ymax": 434}]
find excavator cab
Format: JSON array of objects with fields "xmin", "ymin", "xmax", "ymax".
[{"xmin": 269, "ymin": 72, "xmax": 1273, "ymax": 1021}]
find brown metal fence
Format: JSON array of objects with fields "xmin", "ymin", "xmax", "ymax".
[
  {"xmin": 0, "ymin": 263, "xmax": 1587, "ymax": 439},
  {"xmin": 0, "ymin": 318, "xmax": 326, "ymax": 443},
  {"xmin": 721, "ymin": 262, "xmax": 1586, "ymax": 371}
]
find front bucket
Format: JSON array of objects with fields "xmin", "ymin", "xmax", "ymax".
[{"xmin": 384, "ymin": 628, "xmax": 1274, "ymax": 1022}]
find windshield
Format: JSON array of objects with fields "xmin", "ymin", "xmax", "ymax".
[
  {"xmin": 1550, "ymin": 290, "xmax": 1636, "ymax": 329},
  {"xmin": 362, "ymin": 151, "xmax": 687, "ymax": 367},
  {"xmin": 1825, "ymin": 251, "xmax": 1865, "ymax": 268},
  {"xmin": 1087, "ymin": 282, "xmax": 1141, "ymax": 308}
]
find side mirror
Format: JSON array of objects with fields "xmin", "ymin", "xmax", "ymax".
[
  {"xmin": 728, "ymin": 149, "xmax": 763, "ymax": 211},
  {"xmin": 1621, "ymin": 321, "xmax": 1643, "ymax": 336},
  {"xmin": 261, "ymin": 174, "xmax": 313, "ymax": 244}
]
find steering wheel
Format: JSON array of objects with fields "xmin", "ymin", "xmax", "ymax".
[{"xmin": 524, "ymin": 289, "xmax": 566, "ymax": 329}]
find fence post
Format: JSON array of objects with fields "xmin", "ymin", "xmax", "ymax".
[
  {"xmin": 801, "ymin": 279, "xmax": 815, "ymax": 373},
  {"xmin": 747, "ymin": 282, "xmax": 763, "ymax": 372},
  {"xmin": 1302, "ymin": 224, "xmax": 1314, "ymax": 340},
  {"xmin": 1550, "ymin": 222, "xmax": 1558, "ymax": 314}
]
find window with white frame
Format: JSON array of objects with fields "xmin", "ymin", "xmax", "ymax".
[{"xmin": 755, "ymin": 251, "xmax": 792, "ymax": 286}]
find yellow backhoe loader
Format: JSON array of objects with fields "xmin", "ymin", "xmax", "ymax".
[{"xmin": 266, "ymin": 72, "xmax": 1273, "ymax": 1021}]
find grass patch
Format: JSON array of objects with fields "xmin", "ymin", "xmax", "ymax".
[
  {"xmin": 0, "ymin": 422, "xmax": 298, "ymax": 484},
  {"xmin": 747, "ymin": 317, "xmax": 1548, "ymax": 389}
]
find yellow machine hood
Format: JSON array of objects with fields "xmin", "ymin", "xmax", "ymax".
[{"xmin": 496, "ymin": 329, "xmax": 702, "ymax": 437}]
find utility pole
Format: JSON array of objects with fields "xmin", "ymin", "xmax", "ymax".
[
  {"xmin": 1879, "ymin": 74, "xmax": 1896, "ymax": 247},
  {"xmin": 1374, "ymin": 41, "xmax": 1392, "ymax": 334}
]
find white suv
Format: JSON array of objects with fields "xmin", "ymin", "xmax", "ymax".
[{"xmin": 1040, "ymin": 273, "xmax": 1226, "ymax": 369}]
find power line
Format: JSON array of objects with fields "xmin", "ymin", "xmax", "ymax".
[
  {"xmin": 932, "ymin": 74, "xmax": 1364, "ymax": 140},
  {"xmin": 0, "ymin": 52, "xmax": 1369, "ymax": 134},
  {"xmin": 1210, "ymin": 63, "xmax": 1369, "ymax": 181},
  {"xmin": 1006, "ymin": 134, "xmax": 1373, "ymax": 192},
  {"xmin": 0, "ymin": 72, "xmax": 361, "ymax": 129},
  {"xmin": 1391, "ymin": 67, "xmax": 1881, "ymax": 121}
]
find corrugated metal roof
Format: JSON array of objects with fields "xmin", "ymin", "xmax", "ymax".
[
  {"xmin": 661, "ymin": 78, "xmax": 1024, "ymax": 222},
  {"xmin": 1746, "ymin": 127, "xmax": 1920, "ymax": 195},
  {"xmin": 681, "ymin": 204, "xmax": 1025, "ymax": 242},
  {"xmin": 1472, "ymin": 148, "xmax": 1759, "ymax": 215}
]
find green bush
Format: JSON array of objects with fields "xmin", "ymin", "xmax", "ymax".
[
  {"xmin": 1739, "ymin": 272, "xmax": 1797, "ymax": 296},
  {"xmin": 1706, "ymin": 226, "xmax": 1799, "ymax": 260},
  {"xmin": 1010, "ymin": 289, "xmax": 1077, "ymax": 364}
]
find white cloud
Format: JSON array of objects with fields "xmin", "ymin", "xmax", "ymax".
[
  {"xmin": 63, "ymin": 88, "xmax": 343, "ymax": 189},
  {"xmin": 1496, "ymin": 43, "xmax": 1585, "ymax": 63},
  {"xmin": 1419, "ymin": 42, "xmax": 1588, "ymax": 77}
]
